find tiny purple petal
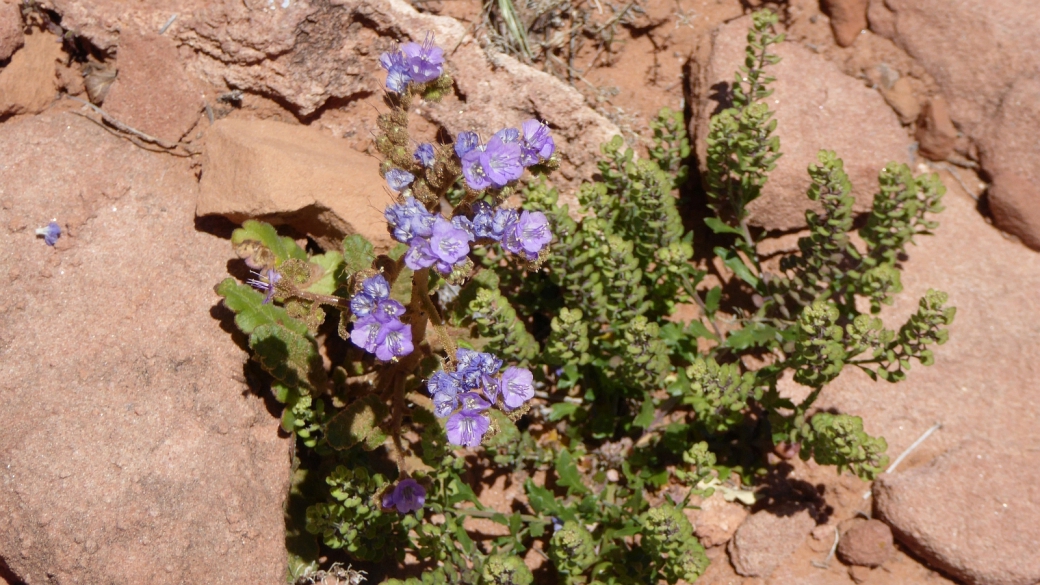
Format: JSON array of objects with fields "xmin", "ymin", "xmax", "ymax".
[
  {"xmin": 455, "ymin": 131, "xmax": 480, "ymax": 158},
  {"xmin": 457, "ymin": 391, "xmax": 491, "ymax": 413},
  {"xmin": 461, "ymin": 147, "xmax": 491, "ymax": 191},
  {"xmin": 414, "ymin": 143, "xmax": 435, "ymax": 168},
  {"xmin": 374, "ymin": 318, "xmax": 413, "ymax": 361},
  {"xmin": 429, "ymin": 216, "xmax": 471, "ymax": 265},
  {"xmin": 480, "ymin": 132, "xmax": 523, "ymax": 187},
  {"xmin": 445, "ymin": 410, "xmax": 490, "ymax": 447},
  {"xmin": 401, "ymin": 32, "xmax": 444, "ymax": 83},
  {"xmin": 350, "ymin": 315, "xmax": 382, "ymax": 353},
  {"xmin": 503, "ymin": 210, "xmax": 551, "ymax": 260},
  {"xmin": 520, "ymin": 119, "xmax": 555, "ymax": 166},
  {"xmin": 362, "ymin": 274, "xmax": 391, "ymax": 299},
  {"xmin": 499, "ymin": 366, "xmax": 535, "ymax": 410},
  {"xmin": 36, "ymin": 221, "xmax": 61, "ymax": 246},
  {"xmin": 385, "ymin": 66, "xmax": 411, "ymax": 93},
  {"xmin": 385, "ymin": 478, "xmax": 426, "ymax": 514},
  {"xmin": 404, "ymin": 237, "xmax": 438, "ymax": 271},
  {"xmin": 246, "ymin": 268, "xmax": 282, "ymax": 304},
  {"xmin": 386, "ymin": 168, "xmax": 415, "ymax": 192},
  {"xmin": 373, "ymin": 298, "xmax": 406, "ymax": 323},
  {"xmin": 350, "ymin": 292, "xmax": 378, "ymax": 318},
  {"xmin": 385, "ymin": 197, "xmax": 436, "ymax": 243}
]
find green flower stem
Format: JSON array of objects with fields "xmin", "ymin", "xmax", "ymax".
[
  {"xmin": 681, "ymin": 273, "xmax": 725, "ymax": 341},
  {"xmin": 456, "ymin": 508, "xmax": 541, "ymax": 524}
]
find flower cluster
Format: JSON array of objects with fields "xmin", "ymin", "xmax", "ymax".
[
  {"xmin": 382, "ymin": 478, "xmax": 426, "ymax": 514},
  {"xmin": 379, "ymin": 33, "xmax": 444, "ymax": 93},
  {"xmin": 427, "ymin": 349, "xmax": 535, "ymax": 447},
  {"xmin": 455, "ymin": 120, "xmax": 556, "ymax": 190},
  {"xmin": 470, "ymin": 202, "xmax": 552, "ymax": 261},
  {"xmin": 350, "ymin": 274, "xmax": 414, "ymax": 361},
  {"xmin": 36, "ymin": 221, "xmax": 60, "ymax": 246}
]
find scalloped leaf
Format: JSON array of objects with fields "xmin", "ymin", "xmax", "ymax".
[
  {"xmin": 249, "ymin": 323, "xmax": 327, "ymax": 393},
  {"xmin": 306, "ymin": 251, "xmax": 345, "ymax": 295},
  {"xmin": 232, "ymin": 220, "xmax": 307, "ymax": 265},
  {"xmin": 215, "ymin": 278, "xmax": 308, "ymax": 336},
  {"xmin": 342, "ymin": 234, "xmax": 376, "ymax": 274},
  {"xmin": 325, "ymin": 394, "xmax": 389, "ymax": 451}
]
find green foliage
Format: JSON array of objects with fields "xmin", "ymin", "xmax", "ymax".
[{"xmin": 211, "ymin": 11, "xmax": 957, "ymax": 584}]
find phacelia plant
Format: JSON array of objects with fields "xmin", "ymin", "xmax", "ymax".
[{"xmin": 217, "ymin": 13, "xmax": 953, "ymax": 584}]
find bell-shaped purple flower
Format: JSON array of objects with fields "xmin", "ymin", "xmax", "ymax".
[
  {"xmin": 386, "ymin": 197, "xmax": 436, "ymax": 243},
  {"xmin": 490, "ymin": 208, "xmax": 519, "ymax": 242},
  {"xmin": 499, "ymin": 366, "xmax": 534, "ymax": 410},
  {"xmin": 36, "ymin": 221, "xmax": 61, "ymax": 246},
  {"xmin": 247, "ymin": 268, "xmax": 282, "ymax": 304},
  {"xmin": 520, "ymin": 119, "xmax": 555, "ymax": 166},
  {"xmin": 373, "ymin": 298, "xmax": 406, "ymax": 323},
  {"xmin": 404, "ymin": 237, "xmax": 438, "ymax": 271},
  {"xmin": 350, "ymin": 314, "xmax": 413, "ymax": 362},
  {"xmin": 414, "ymin": 143, "xmax": 435, "ymax": 168},
  {"xmin": 401, "ymin": 32, "xmax": 444, "ymax": 83},
  {"xmin": 480, "ymin": 131, "xmax": 523, "ymax": 187},
  {"xmin": 382, "ymin": 478, "xmax": 426, "ymax": 514},
  {"xmin": 362, "ymin": 274, "xmax": 391, "ymax": 299},
  {"xmin": 428, "ymin": 371, "xmax": 464, "ymax": 418},
  {"xmin": 455, "ymin": 348, "xmax": 503, "ymax": 402},
  {"xmin": 455, "ymin": 131, "xmax": 480, "ymax": 158},
  {"xmin": 386, "ymin": 168, "xmax": 415, "ymax": 192},
  {"xmin": 379, "ymin": 46, "xmax": 412, "ymax": 93},
  {"xmin": 351, "ymin": 274, "xmax": 392, "ymax": 317},
  {"xmin": 429, "ymin": 216, "xmax": 473, "ymax": 270},
  {"xmin": 445, "ymin": 410, "xmax": 490, "ymax": 447},
  {"xmin": 461, "ymin": 147, "xmax": 491, "ymax": 191},
  {"xmin": 503, "ymin": 210, "xmax": 552, "ymax": 260}
]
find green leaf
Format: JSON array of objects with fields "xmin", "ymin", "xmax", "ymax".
[
  {"xmin": 248, "ymin": 323, "xmax": 327, "ymax": 392},
  {"xmin": 685, "ymin": 320, "xmax": 717, "ymax": 341},
  {"xmin": 215, "ymin": 278, "xmax": 308, "ymax": 335},
  {"xmin": 633, "ymin": 394, "xmax": 655, "ymax": 429},
  {"xmin": 524, "ymin": 480, "xmax": 559, "ymax": 515},
  {"xmin": 555, "ymin": 449, "xmax": 589, "ymax": 495},
  {"xmin": 305, "ymin": 251, "xmax": 344, "ymax": 295},
  {"xmin": 704, "ymin": 217, "xmax": 745, "ymax": 236},
  {"xmin": 724, "ymin": 323, "xmax": 778, "ymax": 350},
  {"xmin": 705, "ymin": 286, "xmax": 722, "ymax": 314},
  {"xmin": 231, "ymin": 220, "xmax": 307, "ymax": 264},
  {"xmin": 342, "ymin": 234, "xmax": 376, "ymax": 274},
  {"xmin": 325, "ymin": 395, "xmax": 389, "ymax": 450},
  {"xmin": 548, "ymin": 402, "xmax": 579, "ymax": 422},
  {"xmin": 714, "ymin": 246, "xmax": 760, "ymax": 288},
  {"xmin": 449, "ymin": 477, "xmax": 482, "ymax": 508}
]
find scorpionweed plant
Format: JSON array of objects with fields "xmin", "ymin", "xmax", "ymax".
[{"xmin": 216, "ymin": 12, "xmax": 953, "ymax": 584}]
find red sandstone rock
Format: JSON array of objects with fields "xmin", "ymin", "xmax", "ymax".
[
  {"xmin": 0, "ymin": 0, "xmax": 23, "ymax": 61},
  {"xmin": 875, "ymin": 441, "xmax": 1040, "ymax": 585},
  {"xmin": 0, "ymin": 111, "xmax": 289, "ymax": 585},
  {"xmin": 0, "ymin": 30, "xmax": 61, "ymax": 116},
  {"xmin": 868, "ymin": 0, "xmax": 1040, "ymax": 248},
  {"xmin": 980, "ymin": 75, "xmax": 1040, "ymax": 250},
  {"xmin": 197, "ymin": 117, "xmax": 394, "ymax": 252},
  {"xmin": 686, "ymin": 493, "xmax": 749, "ymax": 548},
  {"xmin": 823, "ymin": 0, "xmax": 869, "ymax": 47},
  {"xmin": 43, "ymin": 0, "xmax": 619, "ymax": 194},
  {"xmin": 915, "ymin": 96, "xmax": 957, "ymax": 161},
  {"xmin": 693, "ymin": 15, "xmax": 912, "ymax": 231},
  {"xmin": 728, "ymin": 503, "xmax": 816, "ymax": 577},
  {"xmin": 102, "ymin": 31, "xmax": 203, "ymax": 143},
  {"xmin": 837, "ymin": 519, "xmax": 894, "ymax": 567}
]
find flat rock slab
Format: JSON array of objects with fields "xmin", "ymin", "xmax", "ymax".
[
  {"xmin": 875, "ymin": 441, "xmax": 1040, "ymax": 585},
  {"xmin": 693, "ymin": 15, "xmax": 911, "ymax": 231},
  {"xmin": 197, "ymin": 117, "xmax": 394, "ymax": 252},
  {"xmin": 0, "ymin": 111, "xmax": 290, "ymax": 584}
]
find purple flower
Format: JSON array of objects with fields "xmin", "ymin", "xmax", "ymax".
[
  {"xmin": 446, "ymin": 410, "xmax": 490, "ymax": 447},
  {"xmin": 498, "ymin": 366, "xmax": 534, "ymax": 410},
  {"xmin": 386, "ymin": 168, "xmax": 415, "ymax": 192},
  {"xmin": 461, "ymin": 146, "xmax": 491, "ymax": 191},
  {"xmin": 350, "ymin": 274, "xmax": 392, "ymax": 317},
  {"xmin": 429, "ymin": 216, "xmax": 473, "ymax": 269},
  {"xmin": 503, "ymin": 210, "xmax": 552, "ymax": 260},
  {"xmin": 350, "ymin": 315, "xmax": 413, "ymax": 361},
  {"xmin": 404, "ymin": 237, "xmax": 438, "ymax": 271},
  {"xmin": 455, "ymin": 131, "xmax": 480, "ymax": 158},
  {"xmin": 490, "ymin": 208, "xmax": 520, "ymax": 242},
  {"xmin": 401, "ymin": 32, "xmax": 444, "ymax": 83},
  {"xmin": 373, "ymin": 298, "xmax": 406, "ymax": 323},
  {"xmin": 520, "ymin": 119, "xmax": 555, "ymax": 166},
  {"xmin": 414, "ymin": 143, "xmax": 435, "ymax": 168},
  {"xmin": 480, "ymin": 130, "xmax": 524, "ymax": 187},
  {"xmin": 385, "ymin": 197, "xmax": 436, "ymax": 243},
  {"xmin": 362, "ymin": 274, "xmax": 391, "ymax": 299},
  {"xmin": 382, "ymin": 478, "xmax": 426, "ymax": 514},
  {"xmin": 379, "ymin": 46, "xmax": 412, "ymax": 93},
  {"xmin": 456, "ymin": 348, "xmax": 503, "ymax": 402},
  {"xmin": 36, "ymin": 221, "xmax": 61, "ymax": 246},
  {"xmin": 247, "ymin": 268, "xmax": 282, "ymax": 304},
  {"xmin": 428, "ymin": 371, "xmax": 464, "ymax": 417}
]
